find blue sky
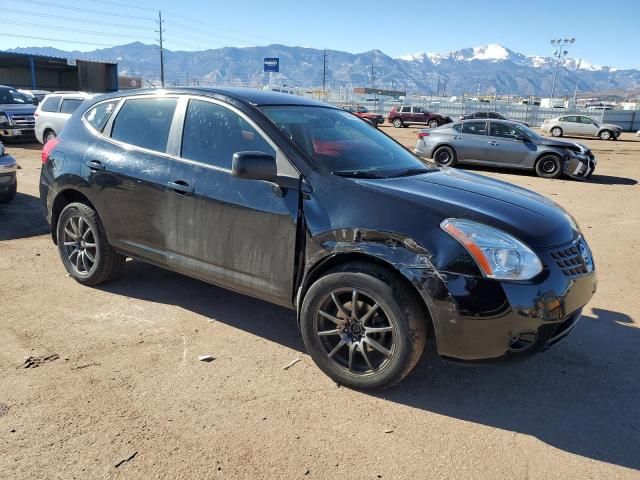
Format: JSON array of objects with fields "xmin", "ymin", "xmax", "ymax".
[{"xmin": 2, "ymin": 0, "xmax": 639, "ymax": 69}]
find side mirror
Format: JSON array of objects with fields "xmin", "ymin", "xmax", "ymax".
[
  {"xmin": 232, "ymin": 151, "xmax": 277, "ymax": 181},
  {"xmin": 515, "ymin": 134, "xmax": 528, "ymax": 141},
  {"xmin": 32, "ymin": 98, "xmax": 39, "ymax": 106}
]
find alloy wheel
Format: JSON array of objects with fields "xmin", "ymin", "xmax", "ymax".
[
  {"xmin": 313, "ymin": 288, "xmax": 396, "ymax": 375},
  {"xmin": 540, "ymin": 158, "xmax": 559, "ymax": 175},
  {"xmin": 61, "ymin": 215, "xmax": 98, "ymax": 275},
  {"xmin": 436, "ymin": 150, "xmax": 451, "ymax": 164}
]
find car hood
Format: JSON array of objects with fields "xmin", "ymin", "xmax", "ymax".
[
  {"xmin": 601, "ymin": 123, "xmax": 621, "ymax": 131},
  {"xmin": 0, "ymin": 104, "xmax": 36, "ymax": 115},
  {"xmin": 355, "ymin": 167, "xmax": 579, "ymax": 248},
  {"xmin": 538, "ymin": 137, "xmax": 590, "ymax": 153}
]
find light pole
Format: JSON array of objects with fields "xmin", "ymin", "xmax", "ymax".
[{"xmin": 550, "ymin": 37, "xmax": 575, "ymax": 100}]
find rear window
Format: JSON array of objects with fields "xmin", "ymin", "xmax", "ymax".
[
  {"xmin": 60, "ymin": 99, "xmax": 84, "ymax": 114},
  {"xmin": 84, "ymin": 100, "xmax": 119, "ymax": 132},
  {"xmin": 40, "ymin": 96, "xmax": 61, "ymax": 113},
  {"xmin": 111, "ymin": 97, "xmax": 178, "ymax": 152}
]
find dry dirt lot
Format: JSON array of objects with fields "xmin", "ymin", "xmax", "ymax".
[{"xmin": 1, "ymin": 129, "xmax": 639, "ymax": 479}]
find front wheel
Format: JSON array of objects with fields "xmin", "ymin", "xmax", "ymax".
[
  {"xmin": 535, "ymin": 155, "xmax": 562, "ymax": 179},
  {"xmin": 300, "ymin": 264, "xmax": 427, "ymax": 390},
  {"xmin": 598, "ymin": 130, "xmax": 612, "ymax": 140},
  {"xmin": 57, "ymin": 202, "xmax": 126, "ymax": 286},
  {"xmin": 392, "ymin": 118, "xmax": 403, "ymax": 128}
]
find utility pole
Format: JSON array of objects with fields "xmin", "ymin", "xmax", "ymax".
[
  {"xmin": 156, "ymin": 11, "xmax": 165, "ymax": 87},
  {"xmin": 370, "ymin": 63, "xmax": 375, "ymax": 89},
  {"xmin": 322, "ymin": 49, "xmax": 328, "ymax": 97},
  {"xmin": 549, "ymin": 37, "xmax": 575, "ymax": 100}
]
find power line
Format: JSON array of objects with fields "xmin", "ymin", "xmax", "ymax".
[
  {"xmin": 20, "ymin": 0, "xmax": 153, "ymax": 21},
  {"xmin": 2, "ymin": 20, "xmax": 154, "ymax": 41},
  {"xmin": 2, "ymin": 33, "xmax": 120, "ymax": 48},
  {"xmin": 3, "ymin": 9, "xmax": 150, "ymax": 30},
  {"xmin": 86, "ymin": 0, "xmax": 157, "ymax": 12}
]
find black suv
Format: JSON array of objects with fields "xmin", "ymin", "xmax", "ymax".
[{"xmin": 40, "ymin": 88, "xmax": 596, "ymax": 389}]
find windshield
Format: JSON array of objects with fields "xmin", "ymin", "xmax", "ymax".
[
  {"xmin": 0, "ymin": 88, "xmax": 31, "ymax": 105},
  {"xmin": 261, "ymin": 106, "xmax": 433, "ymax": 178},
  {"xmin": 512, "ymin": 123, "xmax": 542, "ymax": 140},
  {"xmin": 355, "ymin": 106, "xmax": 369, "ymax": 113}
]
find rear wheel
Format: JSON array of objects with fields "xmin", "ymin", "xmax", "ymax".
[
  {"xmin": 392, "ymin": 118, "xmax": 403, "ymax": 128},
  {"xmin": 535, "ymin": 155, "xmax": 562, "ymax": 179},
  {"xmin": 300, "ymin": 263, "xmax": 427, "ymax": 390},
  {"xmin": 57, "ymin": 202, "xmax": 126, "ymax": 286},
  {"xmin": 433, "ymin": 145, "xmax": 457, "ymax": 167},
  {"xmin": 598, "ymin": 130, "xmax": 612, "ymax": 140},
  {"xmin": 551, "ymin": 127, "xmax": 563, "ymax": 137},
  {"xmin": 428, "ymin": 119, "xmax": 439, "ymax": 128},
  {"xmin": 44, "ymin": 129, "xmax": 57, "ymax": 144}
]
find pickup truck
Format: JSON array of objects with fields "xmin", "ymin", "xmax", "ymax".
[{"xmin": 0, "ymin": 85, "xmax": 37, "ymax": 141}]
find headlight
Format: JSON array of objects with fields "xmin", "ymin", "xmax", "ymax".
[
  {"xmin": 0, "ymin": 113, "xmax": 9, "ymax": 125},
  {"xmin": 441, "ymin": 219, "xmax": 543, "ymax": 280}
]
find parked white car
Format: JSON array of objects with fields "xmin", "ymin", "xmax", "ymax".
[
  {"xmin": 541, "ymin": 115, "xmax": 622, "ymax": 140},
  {"xmin": 35, "ymin": 92, "xmax": 92, "ymax": 144}
]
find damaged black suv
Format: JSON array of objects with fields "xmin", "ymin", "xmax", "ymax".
[{"xmin": 40, "ymin": 88, "xmax": 596, "ymax": 389}]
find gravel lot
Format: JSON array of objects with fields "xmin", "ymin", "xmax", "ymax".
[{"xmin": 1, "ymin": 129, "xmax": 639, "ymax": 479}]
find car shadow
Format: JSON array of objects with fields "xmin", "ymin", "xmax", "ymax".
[
  {"xmin": 0, "ymin": 192, "xmax": 50, "ymax": 240},
  {"xmin": 455, "ymin": 164, "xmax": 638, "ymax": 185},
  {"xmin": 99, "ymin": 261, "xmax": 639, "ymax": 470}
]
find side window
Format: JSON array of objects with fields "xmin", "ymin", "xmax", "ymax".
[
  {"xmin": 461, "ymin": 121, "xmax": 487, "ymax": 135},
  {"xmin": 111, "ymin": 97, "xmax": 178, "ymax": 152},
  {"xmin": 487, "ymin": 112, "xmax": 499, "ymax": 118},
  {"xmin": 40, "ymin": 96, "xmax": 61, "ymax": 113},
  {"xmin": 181, "ymin": 99, "xmax": 275, "ymax": 169},
  {"xmin": 562, "ymin": 116, "xmax": 577, "ymax": 123},
  {"xmin": 580, "ymin": 116, "xmax": 596, "ymax": 124},
  {"xmin": 489, "ymin": 122, "xmax": 518, "ymax": 138},
  {"xmin": 452, "ymin": 123, "xmax": 463, "ymax": 132},
  {"xmin": 400, "ymin": 106, "xmax": 410, "ymax": 113},
  {"xmin": 60, "ymin": 99, "xmax": 84, "ymax": 114},
  {"xmin": 84, "ymin": 100, "xmax": 118, "ymax": 132}
]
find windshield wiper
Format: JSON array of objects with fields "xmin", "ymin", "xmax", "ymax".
[
  {"xmin": 332, "ymin": 170, "xmax": 387, "ymax": 179},
  {"xmin": 390, "ymin": 167, "xmax": 431, "ymax": 177}
]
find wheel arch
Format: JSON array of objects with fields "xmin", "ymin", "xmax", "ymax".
[
  {"xmin": 50, "ymin": 188, "xmax": 97, "ymax": 244},
  {"xmin": 298, "ymin": 251, "xmax": 436, "ymax": 338}
]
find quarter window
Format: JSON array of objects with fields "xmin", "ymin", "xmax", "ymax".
[
  {"xmin": 84, "ymin": 100, "xmax": 119, "ymax": 132},
  {"xmin": 60, "ymin": 99, "xmax": 83, "ymax": 114},
  {"xmin": 111, "ymin": 97, "xmax": 178, "ymax": 152},
  {"xmin": 40, "ymin": 96, "xmax": 61, "ymax": 113},
  {"xmin": 461, "ymin": 121, "xmax": 487, "ymax": 135},
  {"xmin": 181, "ymin": 99, "xmax": 274, "ymax": 169}
]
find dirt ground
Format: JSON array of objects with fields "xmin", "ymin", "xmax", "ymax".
[{"xmin": 1, "ymin": 129, "xmax": 639, "ymax": 480}]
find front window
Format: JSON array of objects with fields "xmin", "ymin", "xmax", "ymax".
[
  {"xmin": 0, "ymin": 87, "xmax": 30, "ymax": 105},
  {"xmin": 511, "ymin": 123, "xmax": 542, "ymax": 140},
  {"xmin": 261, "ymin": 106, "xmax": 432, "ymax": 178},
  {"xmin": 355, "ymin": 106, "xmax": 369, "ymax": 113}
]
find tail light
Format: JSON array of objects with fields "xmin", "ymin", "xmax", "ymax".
[
  {"xmin": 34, "ymin": 112, "xmax": 39, "ymax": 117},
  {"xmin": 418, "ymin": 132, "xmax": 430, "ymax": 138},
  {"xmin": 41, "ymin": 137, "xmax": 60, "ymax": 164}
]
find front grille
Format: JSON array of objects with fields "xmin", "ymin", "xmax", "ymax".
[
  {"xmin": 7, "ymin": 114, "xmax": 35, "ymax": 128},
  {"xmin": 550, "ymin": 237, "xmax": 592, "ymax": 278}
]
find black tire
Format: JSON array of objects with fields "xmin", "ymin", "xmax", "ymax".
[
  {"xmin": 550, "ymin": 127, "xmax": 563, "ymax": 137},
  {"xmin": 56, "ymin": 202, "xmax": 125, "ymax": 286},
  {"xmin": 432, "ymin": 145, "xmax": 457, "ymax": 167},
  {"xmin": 44, "ymin": 129, "xmax": 57, "ymax": 144},
  {"xmin": 0, "ymin": 181, "xmax": 17, "ymax": 203},
  {"xmin": 598, "ymin": 130, "xmax": 612, "ymax": 140},
  {"xmin": 300, "ymin": 263, "xmax": 427, "ymax": 390},
  {"xmin": 428, "ymin": 119, "xmax": 439, "ymax": 129},
  {"xmin": 535, "ymin": 155, "xmax": 562, "ymax": 179},
  {"xmin": 392, "ymin": 118, "xmax": 403, "ymax": 128}
]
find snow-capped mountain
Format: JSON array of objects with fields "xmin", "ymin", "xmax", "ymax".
[{"xmin": 7, "ymin": 42, "xmax": 639, "ymax": 96}]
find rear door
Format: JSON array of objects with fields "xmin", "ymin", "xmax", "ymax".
[
  {"xmin": 454, "ymin": 121, "xmax": 488, "ymax": 161},
  {"xmin": 560, "ymin": 116, "xmax": 579, "ymax": 135},
  {"xmin": 486, "ymin": 122, "xmax": 533, "ymax": 165},
  {"xmin": 83, "ymin": 95, "xmax": 180, "ymax": 265},
  {"xmin": 169, "ymin": 97, "xmax": 300, "ymax": 306}
]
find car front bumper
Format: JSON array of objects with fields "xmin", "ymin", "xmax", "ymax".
[
  {"xmin": 401, "ymin": 237, "xmax": 597, "ymax": 362},
  {"xmin": 565, "ymin": 154, "xmax": 596, "ymax": 179},
  {"xmin": 0, "ymin": 154, "xmax": 17, "ymax": 193},
  {"xmin": 0, "ymin": 127, "xmax": 35, "ymax": 138}
]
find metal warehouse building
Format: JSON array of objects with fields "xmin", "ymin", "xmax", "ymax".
[{"xmin": 0, "ymin": 51, "xmax": 118, "ymax": 93}]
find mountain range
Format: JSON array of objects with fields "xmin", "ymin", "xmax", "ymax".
[{"xmin": 7, "ymin": 42, "xmax": 640, "ymax": 97}]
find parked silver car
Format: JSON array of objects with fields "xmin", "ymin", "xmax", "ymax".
[
  {"xmin": 540, "ymin": 115, "xmax": 621, "ymax": 140},
  {"xmin": 415, "ymin": 120, "xmax": 596, "ymax": 179},
  {"xmin": 35, "ymin": 92, "xmax": 92, "ymax": 144}
]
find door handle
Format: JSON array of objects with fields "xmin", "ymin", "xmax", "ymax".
[
  {"xmin": 86, "ymin": 160, "xmax": 105, "ymax": 171},
  {"xmin": 167, "ymin": 181, "xmax": 194, "ymax": 195},
  {"xmin": 488, "ymin": 141, "xmax": 499, "ymax": 146}
]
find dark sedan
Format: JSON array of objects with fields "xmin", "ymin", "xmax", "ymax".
[
  {"xmin": 40, "ymin": 88, "xmax": 596, "ymax": 389},
  {"xmin": 460, "ymin": 111, "xmax": 529, "ymax": 126}
]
